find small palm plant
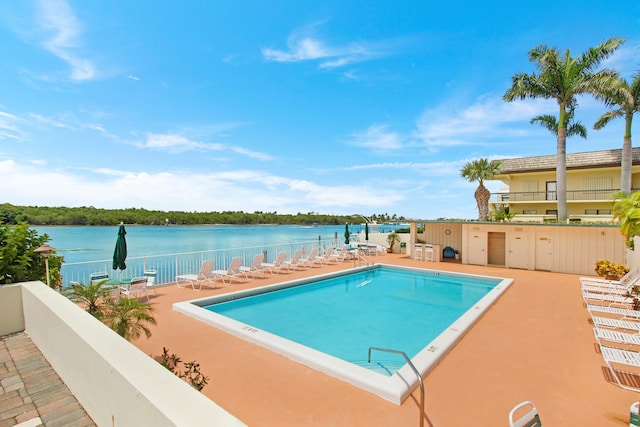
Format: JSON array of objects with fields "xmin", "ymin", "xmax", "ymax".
[
  {"xmin": 386, "ymin": 232, "xmax": 400, "ymax": 252},
  {"xmin": 102, "ymin": 297, "xmax": 157, "ymax": 341},
  {"xmin": 65, "ymin": 280, "xmax": 112, "ymax": 319}
]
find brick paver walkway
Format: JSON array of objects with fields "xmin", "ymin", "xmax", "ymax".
[{"xmin": 0, "ymin": 332, "xmax": 94, "ymax": 427}]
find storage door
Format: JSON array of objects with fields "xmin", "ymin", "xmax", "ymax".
[
  {"xmin": 467, "ymin": 230, "xmax": 487, "ymax": 265},
  {"xmin": 535, "ymin": 233, "xmax": 554, "ymax": 271}
]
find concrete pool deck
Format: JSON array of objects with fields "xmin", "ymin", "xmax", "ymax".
[{"xmin": 131, "ymin": 254, "xmax": 639, "ymax": 426}]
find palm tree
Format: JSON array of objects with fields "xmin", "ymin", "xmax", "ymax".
[
  {"xmin": 503, "ymin": 37, "xmax": 624, "ymax": 222},
  {"xmin": 612, "ymin": 190, "xmax": 640, "ymax": 248},
  {"xmin": 102, "ymin": 297, "xmax": 157, "ymax": 341},
  {"xmin": 530, "ymin": 105, "xmax": 587, "ymax": 140},
  {"xmin": 65, "ymin": 280, "xmax": 112, "ymax": 318},
  {"xmin": 460, "ymin": 158, "xmax": 502, "ymax": 221},
  {"xmin": 594, "ymin": 71, "xmax": 640, "ymax": 194}
]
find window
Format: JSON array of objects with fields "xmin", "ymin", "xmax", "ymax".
[
  {"xmin": 546, "ymin": 181, "xmax": 557, "ymax": 201},
  {"xmin": 545, "ymin": 210, "xmax": 558, "ymax": 215},
  {"xmin": 522, "ymin": 210, "xmax": 537, "ymax": 215}
]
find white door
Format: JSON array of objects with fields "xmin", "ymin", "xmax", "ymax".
[
  {"xmin": 508, "ymin": 233, "xmax": 530, "ymax": 269},
  {"xmin": 535, "ymin": 233, "xmax": 554, "ymax": 271},
  {"xmin": 467, "ymin": 230, "xmax": 487, "ymax": 265}
]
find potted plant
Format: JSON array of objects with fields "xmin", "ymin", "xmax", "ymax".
[
  {"xmin": 594, "ymin": 260, "xmax": 629, "ymax": 281},
  {"xmin": 386, "ymin": 232, "xmax": 400, "ymax": 253}
]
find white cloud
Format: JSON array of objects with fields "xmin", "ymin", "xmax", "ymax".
[
  {"xmin": 0, "ymin": 160, "xmax": 404, "ymax": 214},
  {"xmin": 0, "ymin": 111, "xmax": 25, "ymax": 140},
  {"xmin": 35, "ymin": 0, "xmax": 96, "ymax": 81},
  {"xmin": 261, "ymin": 24, "xmax": 390, "ymax": 69},
  {"xmin": 138, "ymin": 133, "xmax": 225, "ymax": 153},
  {"xmin": 349, "ymin": 125, "xmax": 404, "ymax": 151},
  {"xmin": 415, "ymin": 96, "xmax": 557, "ymax": 147}
]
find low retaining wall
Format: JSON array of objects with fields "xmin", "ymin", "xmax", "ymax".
[{"xmin": 1, "ymin": 282, "xmax": 246, "ymax": 427}]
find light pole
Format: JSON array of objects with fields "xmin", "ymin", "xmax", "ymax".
[{"xmin": 34, "ymin": 244, "xmax": 55, "ymax": 289}]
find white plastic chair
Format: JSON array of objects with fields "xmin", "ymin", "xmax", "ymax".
[
  {"xmin": 120, "ymin": 276, "xmax": 149, "ymax": 302},
  {"xmin": 509, "ymin": 401, "xmax": 542, "ymax": 427},
  {"xmin": 144, "ymin": 270, "xmax": 158, "ymax": 294}
]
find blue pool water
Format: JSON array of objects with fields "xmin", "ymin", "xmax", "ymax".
[{"xmin": 204, "ymin": 267, "xmax": 499, "ymax": 375}]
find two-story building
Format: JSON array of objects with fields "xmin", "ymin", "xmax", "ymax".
[{"xmin": 490, "ymin": 148, "xmax": 640, "ymax": 223}]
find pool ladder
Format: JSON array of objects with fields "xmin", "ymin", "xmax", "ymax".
[
  {"xmin": 353, "ymin": 250, "xmax": 374, "ymax": 267},
  {"xmin": 368, "ymin": 347, "xmax": 425, "ymax": 427}
]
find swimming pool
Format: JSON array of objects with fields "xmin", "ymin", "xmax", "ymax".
[{"xmin": 173, "ymin": 264, "xmax": 512, "ymax": 404}]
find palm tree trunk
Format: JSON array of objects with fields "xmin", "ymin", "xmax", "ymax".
[
  {"xmin": 621, "ymin": 115, "xmax": 633, "ymax": 194},
  {"xmin": 556, "ymin": 126, "xmax": 568, "ymax": 222},
  {"xmin": 475, "ymin": 182, "xmax": 490, "ymax": 221}
]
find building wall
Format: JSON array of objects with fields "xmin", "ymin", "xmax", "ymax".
[{"xmin": 459, "ymin": 223, "xmax": 626, "ymax": 275}]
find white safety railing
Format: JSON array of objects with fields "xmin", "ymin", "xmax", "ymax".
[{"xmin": 61, "ymin": 239, "xmax": 340, "ymax": 287}]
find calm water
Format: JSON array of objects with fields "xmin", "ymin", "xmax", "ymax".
[
  {"xmin": 205, "ymin": 267, "xmax": 499, "ymax": 375},
  {"xmin": 35, "ymin": 224, "xmax": 358, "ymax": 264}
]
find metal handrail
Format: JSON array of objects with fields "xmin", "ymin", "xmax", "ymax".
[{"xmin": 368, "ymin": 346, "xmax": 424, "ymax": 427}]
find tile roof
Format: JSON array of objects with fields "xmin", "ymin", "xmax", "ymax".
[{"xmin": 497, "ymin": 148, "xmax": 640, "ymax": 174}]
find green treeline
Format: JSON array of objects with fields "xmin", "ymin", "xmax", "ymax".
[{"xmin": 0, "ymin": 203, "xmax": 405, "ymax": 226}]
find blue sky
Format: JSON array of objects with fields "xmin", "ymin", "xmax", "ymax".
[{"xmin": 1, "ymin": 1, "xmax": 639, "ymax": 220}]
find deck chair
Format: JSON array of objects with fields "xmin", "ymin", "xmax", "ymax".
[
  {"xmin": 600, "ymin": 346, "xmax": 640, "ymax": 392},
  {"xmin": 90, "ymin": 272, "xmax": 109, "ymax": 285},
  {"xmin": 144, "ymin": 270, "xmax": 158, "ymax": 294},
  {"xmin": 330, "ymin": 245, "xmax": 349, "ymax": 262},
  {"xmin": 509, "ymin": 401, "xmax": 542, "ymax": 427},
  {"xmin": 594, "ymin": 327, "xmax": 640, "ymax": 349},
  {"xmin": 284, "ymin": 249, "xmax": 304, "ymax": 271},
  {"xmin": 299, "ymin": 248, "xmax": 319, "ymax": 268},
  {"xmin": 592, "ymin": 316, "xmax": 640, "ymax": 333},
  {"xmin": 261, "ymin": 252, "xmax": 287, "ymax": 275},
  {"xmin": 586, "ymin": 304, "xmax": 640, "ymax": 321},
  {"xmin": 582, "ymin": 283, "xmax": 632, "ymax": 295},
  {"xmin": 582, "ymin": 291, "xmax": 634, "ymax": 306},
  {"xmin": 212, "ymin": 257, "xmax": 245, "ymax": 285},
  {"xmin": 580, "ymin": 268, "xmax": 638, "ymax": 286},
  {"xmin": 176, "ymin": 260, "xmax": 215, "ymax": 291},
  {"xmin": 240, "ymin": 254, "xmax": 266, "ymax": 278},
  {"xmin": 120, "ymin": 276, "xmax": 149, "ymax": 301},
  {"xmin": 317, "ymin": 247, "xmax": 337, "ymax": 265}
]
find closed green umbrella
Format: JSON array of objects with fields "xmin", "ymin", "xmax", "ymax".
[
  {"xmin": 344, "ymin": 223, "xmax": 350, "ymax": 245},
  {"xmin": 365, "ymin": 223, "xmax": 369, "ymax": 241},
  {"xmin": 113, "ymin": 223, "xmax": 127, "ymax": 271}
]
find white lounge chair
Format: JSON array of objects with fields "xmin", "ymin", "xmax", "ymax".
[
  {"xmin": 582, "ymin": 283, "xmax": 632, "ymax": 295},
  {"xmin": 582, "ymin": 291, "xmax": 634, "ymax": 306},
  {"xmin": 594, "ymin": 327, "xmax": 640, "ymax": 349},
  {"xmin": 284, "ymin": 249, "xmax": 304, "ymax": 271},
  {"xmin": 240, "ymin": 254, "xmax": 266, "ymax": 278},
  {"xmin": 212, "ymin": 257, "xmax": 245, "ymax": 285},
  {"xmin": 580, "ymin": 267, "xmax": 638, "ymax": 286},
  {"xmin": 586, "ymin": 304, "xmax": 640, "ymax": 320},
  {"xmin": 299, "ymin": 248, "xmax": 320, "ymax": 268},
  {"xmin": 120, "ymin": 276, "xmax": 149, "ymax": 301},
  {"xmin": 330, "ymin": 245, "xmax": 349, "ymax": 262},
  {"xmin": 176, "ymin": 260, "xmax": 215, "ymax": 291},
  {"xmin": 600, "ymin": 346, "xmax": 640, "ymax": 391},
  {"xmin": 592, "ymin": 316, "xmax": 640, "ymax": 332},
  {"xmin": 261, "ymin": 252, "xmax": 287, "ymax": 275},
  {"xmin": 317, "ymin": 247, "xmax": 337, "ymax": 265},
  {"xmin": 508, "ymin": 400, "xmax": 542, "ymax": 427}
]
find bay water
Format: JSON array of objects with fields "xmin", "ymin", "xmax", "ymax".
[{"xmin": 35, "ymin": 224, "xmax": 359, "ymax": 264}]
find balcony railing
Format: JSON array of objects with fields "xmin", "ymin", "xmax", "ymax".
[{"xmin": 491, "ymin": 188, "xmax": 629, "ymax": 203}]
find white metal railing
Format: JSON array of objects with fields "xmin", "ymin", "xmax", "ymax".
[{"xmin": 61, "ymin": 239, "xmax": 340, "ymax": 287}]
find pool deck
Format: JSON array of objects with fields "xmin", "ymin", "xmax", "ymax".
[{"xmin": 125, "ymin": 254, "xmax": 640, "ymax": 426}]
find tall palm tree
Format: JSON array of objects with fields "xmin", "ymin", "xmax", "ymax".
[
  {"xmin": 594, "ymin": 71, "xmax": 640, "ymax": 194},
  {"xmin": 530, "ymin": 105, "xmax": 588, "ymax": 140},
  {"xmin": 612, "ymin": 190, "xmax": 640, "ymax": 248},
  {"xmin": 102, "ymin": 297, "xmax": 156, "ymax": 341},
  {"xmin": 460, "ymin": 158, "xmax": 502, "ymax": 221},
  {"xmin": 503, "ymin": 37, "xmax": 624, "ymax": 222}
]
